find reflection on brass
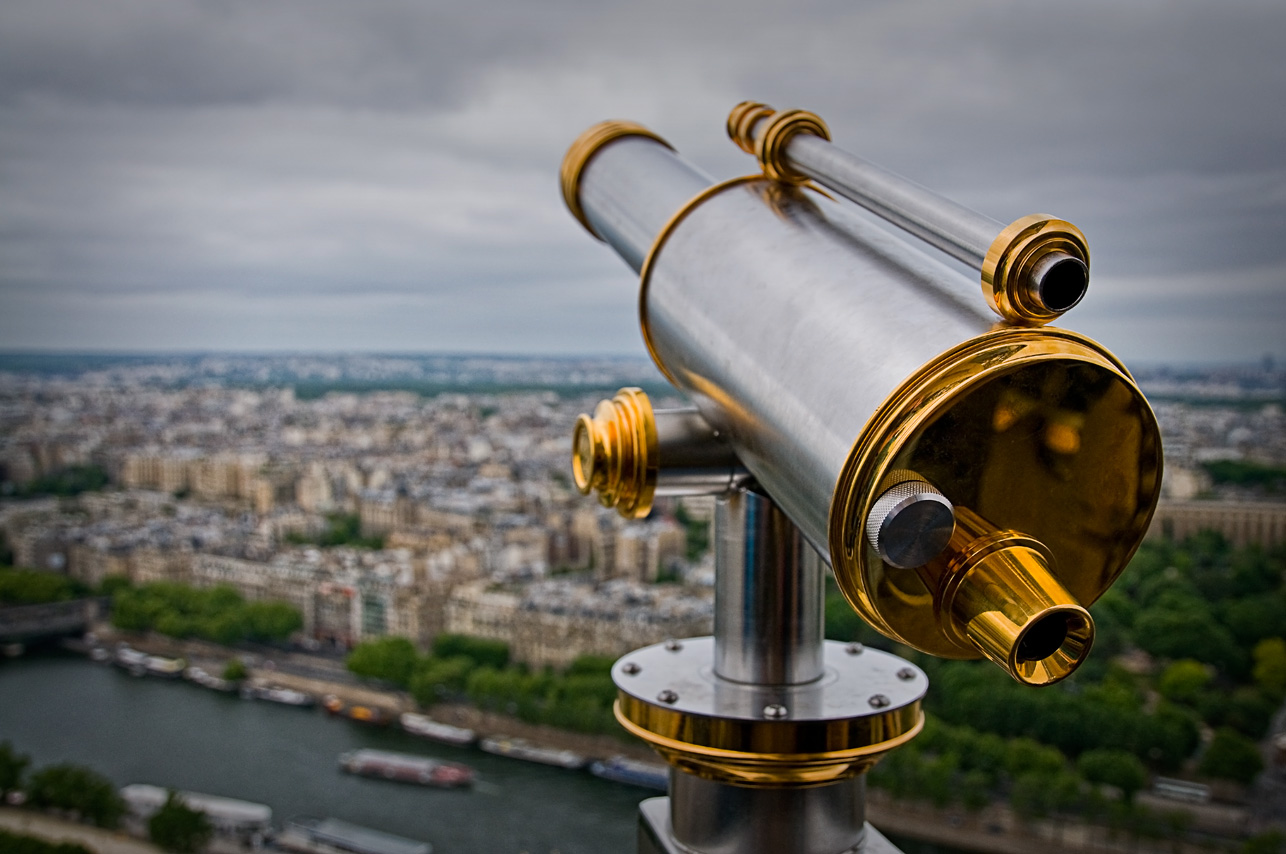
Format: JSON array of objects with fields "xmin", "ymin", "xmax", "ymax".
[
  {"xmin": 560, "ymin": 120, "xmax": 673, "ymax": 239},
  {"xmin": 571, "ymin": 387, "xmax": 658, "ymax": 519},
  {"xmin": 982, "ymin": 215, "xmax": 1090, "ymax": 325},
  {"xmin": 637, "ymin": 175, "xmax": 768, "ymax": 384},
  {"xmin": 828, "ymin": 327, "xmax": 1163, "ymax": 672},
  {"xmin": 614, "ymin": 697, "xmax": 923, "ymax": 788},
  {"xmin": 923, "ymin": 507, "xmax": 1094, "ymax": 686}
]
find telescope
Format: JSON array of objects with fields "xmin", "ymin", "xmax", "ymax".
[{"xmin": 561, "ymin": 103, "xmax": 1162, "ymax": 854}]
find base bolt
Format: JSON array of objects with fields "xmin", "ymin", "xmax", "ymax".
[
  {"xmin": 868, "ymin": 694, "xmax": 891, "ymax": 709},
  {"xmin": 657, "ymin": 690, "xmax": 679, "ymax": 704},
  {"xmin": 845, "ymin": 642, "xmax": 864, "ymax": 655},
  {"xmin": 664, "ymin": 639, "xmax": 683, "ymax": 652},
  {"xmin": 897, "ymin": 667, "xmax": 916, "ymax": 681},
  {"xmin": 762, "ymin": 704, "xmax": 788, "ymax": 720},
  {"xmin": 622, "ymin": 662, "xmax": 641, "ymax": 675}
]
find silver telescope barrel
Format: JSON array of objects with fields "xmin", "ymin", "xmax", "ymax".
[
  {"xmin": 561, "ymin": 118, "xmax": 1161, "ymax": 686},
  {"xmin": 726, "ymin": 102, "xmax": 1091, "ymax": 326}
]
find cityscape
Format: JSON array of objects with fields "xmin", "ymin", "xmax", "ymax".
[{"xmin": 1, "ymin": 352, "xmax": 1284, "ymax": 854}]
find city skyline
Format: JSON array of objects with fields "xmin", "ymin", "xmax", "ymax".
[{"xmin": 1, "ymin": 2, "xmax": 1284, "ymax": 363}]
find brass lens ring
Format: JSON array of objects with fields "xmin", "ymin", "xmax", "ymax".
[
  {"xmin": 982, "ymin": 214, "xmax": 1091, "ymax": 325},
  {"xmin": 726, "ymin": 100, "xmax": 776, "ymax": 154},
  {"xmin": 559, "ymin": 120, "xmax": 673, "ymax": 239},
  {"xmin": 754, "ymin": 109, "xmax": 831, "ymax": 184}
]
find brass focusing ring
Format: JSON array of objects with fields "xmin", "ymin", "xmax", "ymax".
[
  {"xmin": 559, "ymin": 120, "xmax": 673, "ymax": 239},
  {"xmin": 637, "ymin": 175, "xmax": 768, "ymax": 384},
  {"xmin": 726, "ymin": 100, "xmax": 776, "ymax": 154},
  {"xmin": 571, "ymin": 388, "xmax": 658, "ymax": 519},
  {"xmin": 614, "ymin": 698, "xmax": 924, "ymax": 788},
  {"xmin": 982, "ymin": 214, "xmax": 1090, "ymax": 325},
  {"xmin": 754, "ymin": 109, "xmax": 831, "ymax": 184}
]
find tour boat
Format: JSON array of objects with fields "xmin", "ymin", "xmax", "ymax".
[
  {"xmin": 399, "ymin": 713, "xmax": 476, "ymax": 747},
  {"xmin": 338, "ymin": 749, "xmax": 474, "ymax": 788}
]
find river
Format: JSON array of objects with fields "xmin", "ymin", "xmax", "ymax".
[{"xmin": 0, "ymin": 652, "xmax": 952, "ymax": 854}]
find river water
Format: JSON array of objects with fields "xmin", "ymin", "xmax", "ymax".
[{"xmin": 0, "ymin": 652, "xmax": 950, "ymax": 854}]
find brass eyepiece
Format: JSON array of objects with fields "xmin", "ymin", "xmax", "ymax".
[
  {"xmin": 982, "ymin": 215, "xmax": 1090, "ymax": 325},
  {"xmin": 930, "ymin": 508, "xmax": 1094, "ymax": 686},
  {"xmin": 570, "ymin": 387, "xmax": 658, "ymax": 519}
]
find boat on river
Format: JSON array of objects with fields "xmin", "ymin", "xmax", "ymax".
[
  {"xmin": 588, "ymin": 756, "xmax": 669, "ymax": 791},
  {"xmin": 339, "ymin": 749, "xmax": 474, "ymax": 788},
  {"xmin": 276, "ymin": 815, "xmax": 432, "ymax": 854},
  {"xmin": 121, "ymin": 783, "xmax": 271, "ymax": 845},
  {"xmin": 479, "ymin": 736, "xmax": 586, "ymax": 770},
  {"xmin": 242, "ymin": 683, "xmax": 315, "ymax": 707},
  {"xmin": 399, "ymin": 712, "xmax": 476, "ymax": 746},
  {"xmin": 185, "ymin": 665, "xmax": 237, "ymax": 693}
]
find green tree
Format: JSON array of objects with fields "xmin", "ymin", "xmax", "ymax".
[
  {"xmin": 1252, "ymin": 637, "xmax": 1286, "ymax": 700},
  {"xmin": 1077, "ymin": 748, "xmax": 1148, "ymax": 803},
  {"xmin": 222, "ymin": 658, "xmax": 248, "ymax": 682},
  {"xmin": 1243, "ymin": 830, "xmax": 1286, "ymax": 854},
  {"xmin": 432, "ymin": 633, "xmax": 509, "ymax": 669},
  {"xmin": 1199, "ymin": 728, "xmax": 1264, "ymax": 784},
  {"xmin": 1157, "ymin": 659, "xmax": 1212, "ymax": 704},
  {"xmin": 147, "ymin": 791, "xmax": 212, "ymax": 854},
  {"xmin": 410, "ymin": 656, "xmax": 474, "ymax": 706},
  {"xmin": 346, "ymin": 636, "xmax": 418, "ymax": 687},
  {"xmin": 242, "ymin": 600, "xmax": 303, "ymax": 642},
  {"xmin": 0, "ymin": 740, "xmax": 30, "ymax": 795},
  {"xmin": 26, "ymin": 763, "xmax": 125, "ymax": 828},
  {"xmin": 0, "ymin": 829, "xmax": 94, "ymax": 854},
  {"xmin": 0, "ymin": 568, "xmax": 85, "ymax": 605}
]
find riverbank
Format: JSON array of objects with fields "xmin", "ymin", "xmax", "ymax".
[
  {"xmin": 86, "ymin": 626, "xmax": 657, "ymax": 763},
  {"xmin": 0, "ymin": 806, "xmax": 160, "ymax": 854}
]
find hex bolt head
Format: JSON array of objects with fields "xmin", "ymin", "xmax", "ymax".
[
  {"xmin": 845, "ymin": 642, "xmax": 864, "ymax": 655},
  {"xmin": 621, "ymin": 662, "xmax": 641, "ymax": 676},
  {"xmin": 762, "ymin": 704, "xmax": 788, "ymax": 720},
  {"xmin": 657, "ymin": 690, "xmax": 679, "ymax": 704},
  {"xmin": 868, "ymin": 694, "xmax": 891, "ymax": 709},
  {"xmin": 664, "ymin": 639, "xmax": 683, "ymax": 652},
  {"xmin": 897, "ymin": 667, "xmax": 916, "ymax": 681}
]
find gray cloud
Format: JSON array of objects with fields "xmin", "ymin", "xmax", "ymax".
[{"xmin": 0, "ymin": 0, "xmax": 1282, "ymax": 360}]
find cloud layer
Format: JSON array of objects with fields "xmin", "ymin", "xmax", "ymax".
[{"xmin": 1, "ymin": 1, "xmax": 1283, "ymax": 361}]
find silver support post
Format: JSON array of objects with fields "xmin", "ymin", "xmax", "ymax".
[
  {"xmin": 714, "ymin": 488, "xmax": 824, "ymax": 686},
  {"xmin": 632, "ymin": 486, "xmax": 904, "ymax": 854}
]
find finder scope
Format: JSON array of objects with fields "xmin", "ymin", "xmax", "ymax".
[{"xmin": 562, "ymin": 104, "xmax": 1161, "ymax": 688}]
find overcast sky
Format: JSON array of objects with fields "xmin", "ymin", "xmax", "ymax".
[{"xmin": 0, "ymin": 1, "xmax": 1282, "ymax": 364}]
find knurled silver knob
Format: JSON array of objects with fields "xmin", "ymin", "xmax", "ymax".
[{"xmin": 865, "ymin": 478, "xmax": 955, "ymax": 569}]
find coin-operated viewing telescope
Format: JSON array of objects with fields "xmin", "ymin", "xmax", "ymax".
[{"xmin": 561, "ymin": 103, "xmax": 1162, "ymax": 854}]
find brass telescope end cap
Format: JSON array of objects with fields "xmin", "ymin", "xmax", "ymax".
[
  {"xmin": 983, "ymin": 215, "xmax": 1090, "ymax": 325},
  {"xmin": 726, "ymin": 101, "xmax": 776, "ymax": 154},
  {"xmin": 560, "ymin": 120, "xmax": 673, "ymax": 240},
  {"xmin": 570, "ymin": 388, "xmax": 658, "ymax": 519}
]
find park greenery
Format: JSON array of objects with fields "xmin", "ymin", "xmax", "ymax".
[
  {"xmin": 147, "ymin": 791, "xmax": 213, "ymax": 854},
  {"xmin": 0, "ymin": 568, "xmax": 88, "ymax": 606},
  {"xmin": 828, "ymin": 532, "xmax": 1286, "ymax": 836},
  {"xmin": 25, "ymin": 762, "xmax": 125, "ymax": 828},
  {"xmin": 12, "ymin": 464, "xmax": 110, "ymax": 498},
  {"xmin": 1202, "ymin": 460, "xmax": 1286, "ymax": 496},
  {"xmin": 0, "ymin": 830, "xmax": 93, "ymax": 854},
  {"xmin": 111, "ymin": 580, "xmax": 302, "ymax": 645},
  {"xmin": 347, "ymin": 634, "xmax": 621, "ymax": 735},
  {"xmin": 284, "ymin": 512, "xmax": 384, "ymax": 550}
]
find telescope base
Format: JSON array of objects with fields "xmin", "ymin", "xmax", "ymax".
[{"xmin": 636, "ymin": 771, "xmax": 905, "ymax": 854}]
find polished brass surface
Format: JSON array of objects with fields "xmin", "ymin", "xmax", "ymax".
[
  {"xmin": 561, "ymin": 120, "xmax": 673, "ymax": 239},
  {"xmin": 922, "ymin": 507, "xmax": 1095, "ymax": 686},
  {"xmin": 571, "ymin": 387, "xmax": 658, "ymax": 519},
  {"xmin": 754, "ymin": 109, "xmax": 831, "ymax": 184},
  {"xmin": 982, "ymin": 215, "xmax": 1091, "ymax": 325},
  {"xmin": 614, "ymin": 698, "xmax": 923, "ymax": 788},
  {"xmin": 727, "ymin": 101, "xmax": 776, "ymax": 155},
  {"xmin": 637, "ymin": 175, "xmax": 766, "ymax": 383},
  {"xmin": 829, "ymin": 327, "xmax": 1161, "ymax": 673}
]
